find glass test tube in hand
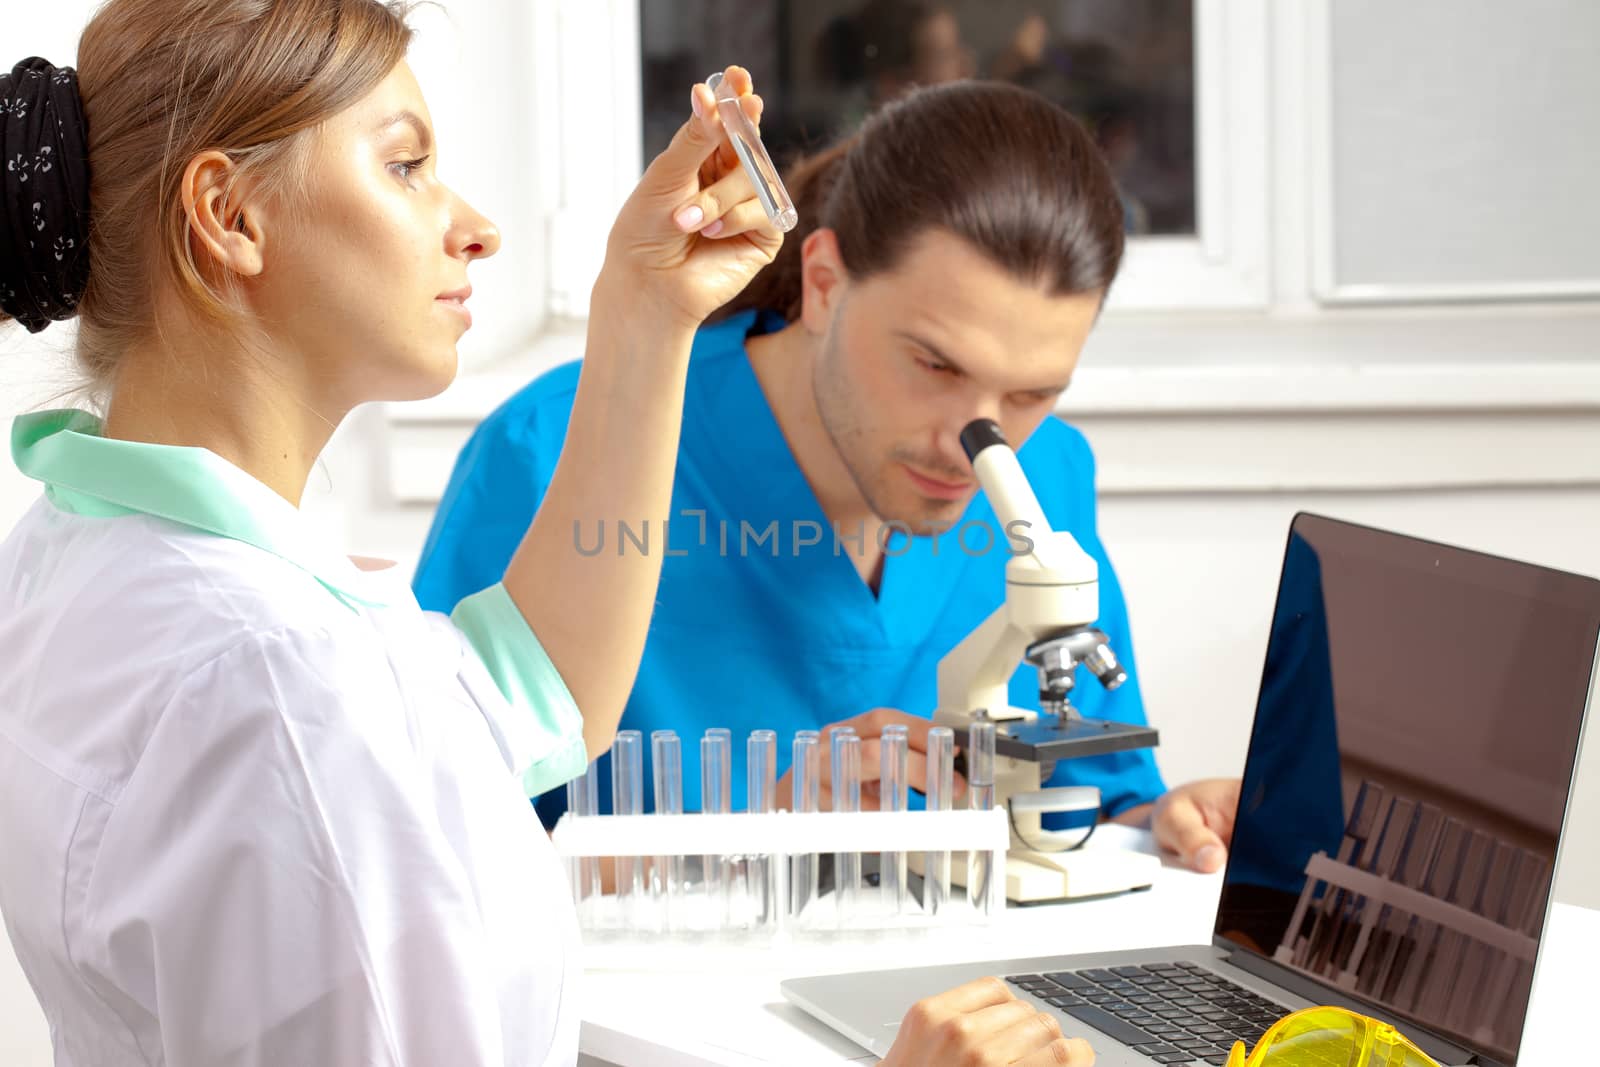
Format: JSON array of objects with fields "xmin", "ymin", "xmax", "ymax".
[
  {"xmin": 831, "ymin": 728, "xmax": 862, "ymax": 926},
  {"xmin": 701, "ymin": 727, "xmax": 732, "ymax": 927},
  {"xmin": 880, "ymin": 724, "xmax": 909, "ymax": 914},
  {"xmin": 924, "ymin": 726, "xmax": 955, "ymax": 916},
  {"xmin": 791, "ymin": 730, "xmax": 821, "ymax": 921},
  {"xmin": 704, "ymin": 69, "xmax": 798, "ymax": 233},
  {"xmin": 611, "ymin": 731, "xmax": 644, "ymax": 926},
  {"xmin": 651, "ymin": 729, "xmax": 684, "ymax": 929},
  {"xmin": 565, "ymin": 761, "xmax": 602, "ymax": 917},
  {"xmin": 747, "ymin": 729, "xmax": 778, "ymax": 928},
  {"xmin": 967, "ymin": 721, "xmax": 998, "ymax": 916}
]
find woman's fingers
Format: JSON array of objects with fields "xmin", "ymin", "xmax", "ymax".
[
  {"xmin": 1014, "ymin": 1036, "xmax": 1097, "ymax": 1066},
  {"xmin": 672, "ymin": 165, "xmax": 757, "ymax": 236},
  {"xmin": 639, "ymin": 83, "xmax": 726, "ymax": 202},
  {"xmin": 601, "ymin": 67, "xmax": 783, "ymax": 327},
  {"xmin": 974, "ymin": 1008, "xmax": 1074, "ymax": 1064},
  {"xmin": 956, "ymin": 997, "xmax": 1044, "ymax": 1043},
  {"xmin": 887, "ymin": 979, "xmax": 1092, "ymax": 1067},
  {"xmin": 695, "ymin": 199, "xmax": 780, "ymax": 241},
  {"xmin": 905, "ymin": 976, "xmax": 1015, "ymax": 1022}
]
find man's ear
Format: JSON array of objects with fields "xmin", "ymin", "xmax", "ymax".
[
  {"xmin": 181, "ymin": 151, "xmax": 264, "ymax": 279},
  {"xmin": 799, "ymin": 227, "xmax": 848, "ymax": 337}
]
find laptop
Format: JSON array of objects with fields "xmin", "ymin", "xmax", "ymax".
[{"xmin": 781, "ymin": 512, "xmax": 1600, "ymax": 1066}]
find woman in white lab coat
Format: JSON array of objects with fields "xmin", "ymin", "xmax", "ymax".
[{"xmin": 0, "ymin": 2, "xmax": 1092, "ymax": 1065}]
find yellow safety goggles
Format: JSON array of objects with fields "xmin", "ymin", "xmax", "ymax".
[{"xmin": 1224, "ymin": 1006, "xmax": 1440, "ymax": 1066}]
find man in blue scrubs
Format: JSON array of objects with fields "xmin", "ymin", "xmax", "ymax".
[{"xmin": 415, "ymin": 82, "xmax": 1239, "ymax": 872}]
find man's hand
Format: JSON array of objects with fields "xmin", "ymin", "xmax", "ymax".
[
  {"xmin": 1115, "ymin": 778, "xmax": 1241, "ymax": 873},
  {"xmin": 1153, "ymin": 778, "xmax": 1240, "ymax": 873},
  {"xmin": 774, "ymin": 708, "xmax": 967, "ymax": 812}
]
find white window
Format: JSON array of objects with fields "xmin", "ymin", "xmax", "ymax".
[{"xmin": 534, "ymin": 0, "xmax": 1269, "ymax": 317}]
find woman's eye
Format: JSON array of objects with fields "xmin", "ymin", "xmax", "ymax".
[
  {"xmin": 918, "ymin": 358, "xmax": 954, "ymax": 375},
  {"xmin": 390, "ymin": 156, "xmax": 429, "ymax": 181}
]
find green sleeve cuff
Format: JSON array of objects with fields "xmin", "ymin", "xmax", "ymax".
[{"xmin": 451, "ymin": 582, "xmax": 588, "ymax": 797}]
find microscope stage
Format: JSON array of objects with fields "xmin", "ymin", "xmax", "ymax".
[{"xmin": 956, "ymin": 716, "xmax": 1159, "ymax": 763}]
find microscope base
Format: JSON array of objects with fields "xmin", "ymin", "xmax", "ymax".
[
  {"xmin": 1004, "ymin": 847, "xmax": 1159, "ymax": 903},
  {"xmin": 931, "ymin": 844, "xmax": 1159, "ymax": 904}
]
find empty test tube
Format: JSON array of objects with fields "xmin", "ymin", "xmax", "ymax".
[
  {"xmin": 611, "ymin": 731, "xmax": 644, "ymax": 924},
  {"xmin": 748, "ymin": 729, "xmax": 777, "ymax": 813},
  {"xmin": 791, "ymin": 730, "xmax": 821, "ymax": 920},
  {"xmin": 747, "ymin": 730, "xmax": 778, "ymax": 927},
  {"xmin": 701, "ymin": 728, "xmax": 732, "ymax": 925},
  {"xmin": 565, "ymin": 760, "xmax": 601, "ymax": 914},
  {"xmin": 880, "ymin": 724, "xmax": 909, "ymax": 914},
  {"xmin": 925, "ymin": 726, "xmax": 955, "ymax": 916},
  {"xmin": 705, "ymin": 70, "xmax": 798, "ymax": 233},
  {"xmin": 967, "ymin": 721, "xmax": 997, "ymax": 916},
  {"xmin": 651, "ymin": 730, "xmax": 684, "ymax": 928},
  {"xmin": 832, "ymin": 729, "xmax": 862, "ymax": 925}
]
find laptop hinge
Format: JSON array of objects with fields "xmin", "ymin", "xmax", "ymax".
[{"xmin": 1214, "ymin": 940, "xmax": 1500, "ymax": 1067}]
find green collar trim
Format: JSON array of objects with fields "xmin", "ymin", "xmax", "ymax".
[{"xmin": 12, "ymin": 409, "xmax": 388, "ymax": 611}]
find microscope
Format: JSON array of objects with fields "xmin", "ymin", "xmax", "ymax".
[{"xmin": 932, "ymin": 419, "xmax": 1162, "ymax": 903}]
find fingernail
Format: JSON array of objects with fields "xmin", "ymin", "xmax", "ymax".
[
  {"xmin": 701, "ymin": 217, "xmax": 724, "ymax": 238},
  {"xmin": 1196, "ymin": 845, "xmax": 1224, "ymax": 871},
  {"xmin": 691, "ymin": 89, "xmax": 707, "ymax": 120},
  {"xmin": 674, "ymin": 204, "xmax": 704, "ymax": 231}
]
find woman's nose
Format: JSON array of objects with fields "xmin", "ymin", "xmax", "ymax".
[{"xmin": 451, "ymin": 196, "xmax": 501, "ymax": 261}]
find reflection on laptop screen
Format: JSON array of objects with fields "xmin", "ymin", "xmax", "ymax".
[{"xmin": 1215, "ymin": 513, "xmax": 1600, "ymax": 1064}]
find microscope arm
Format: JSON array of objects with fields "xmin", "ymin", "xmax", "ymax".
[{"xmin": 934, "ymin": 605, "xmax": 1036, "ymax": 724}]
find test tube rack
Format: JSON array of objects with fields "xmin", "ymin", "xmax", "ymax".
[
  {"xmin": 551, "ymin": 806, "xmax": 1009, "ymax": 941},
  {"xmin": 1275, "ymin": 850, "xmax": 1539, "ymax": 977},
  {"xmin": 1273, "ymin": 846, "xmax": 1544, "ymax": 1058}
]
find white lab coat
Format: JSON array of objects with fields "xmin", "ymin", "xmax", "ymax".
[{"xmin": 0, "ymin": 497, "xmax": 583, "ymax": 1066}]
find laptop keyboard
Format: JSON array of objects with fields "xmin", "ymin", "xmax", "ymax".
[{"xmin": 1006, "ymin": 962, "xmax": 1291, "ymax": 1065}]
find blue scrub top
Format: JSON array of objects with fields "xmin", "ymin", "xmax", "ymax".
[
  {"xmin": 414, "ymin": 309, "xmax": 1167, "ymax": 827},
  {"xmin": 1225, "ymin": 531, "xmax": 1347, "ymax": 896}
]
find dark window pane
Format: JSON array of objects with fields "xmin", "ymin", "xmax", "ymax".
[{"xmin": 640, "ymin": 0, "xmax": 1195, "ymax": 235}]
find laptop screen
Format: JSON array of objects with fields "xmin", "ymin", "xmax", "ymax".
[{"xmin": 1214, "ymin": 513, "xmax": 1599, "ymax": 1064}]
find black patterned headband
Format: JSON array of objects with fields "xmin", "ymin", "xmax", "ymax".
[{"xmin": 0, "ymin": 58, "xmax": 91, "ymax": 334}]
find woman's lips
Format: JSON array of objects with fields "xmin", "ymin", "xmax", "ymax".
[{"xmin": 436, "ymin": 293, "xmax": 471, "ymax": 328}]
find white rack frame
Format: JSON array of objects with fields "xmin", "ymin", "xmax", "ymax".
[
  {"xmin": 1273, "ymin": 849, "xmax": 1539, "ymax": 985},
  {"xmin": 551, "ymin": 807, "xmax": 1010, "ymax": 940}
]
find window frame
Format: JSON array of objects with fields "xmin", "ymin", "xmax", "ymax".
[{"xmin": 535, "ymin": 0, "xmax": 1269, "ymax": 318}]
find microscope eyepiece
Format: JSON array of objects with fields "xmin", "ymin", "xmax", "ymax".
[{"xmin": 959, "ymin": 418, "xmax": 1008, "ymax": 462}]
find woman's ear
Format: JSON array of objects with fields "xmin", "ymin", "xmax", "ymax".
[{"xmin": 181, "ymin": 151, "xmax": 264, "ymax": 278}]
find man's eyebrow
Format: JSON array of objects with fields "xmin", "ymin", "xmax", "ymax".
[
  {"xmin": 375, "ymin": 110, "xmax": 433, "ymax": 152},
  {"xmin": 895, "ymin": 329, "xmax": 1069, "ymax": 394},
  {"xmin": 895, "ymin": 329, "xmax": 968, "ymax": 376}
]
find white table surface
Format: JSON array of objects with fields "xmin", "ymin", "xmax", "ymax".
[{"xmin": 575, "ymin": 826, "xmax": 1597, "ymax": 1066}]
